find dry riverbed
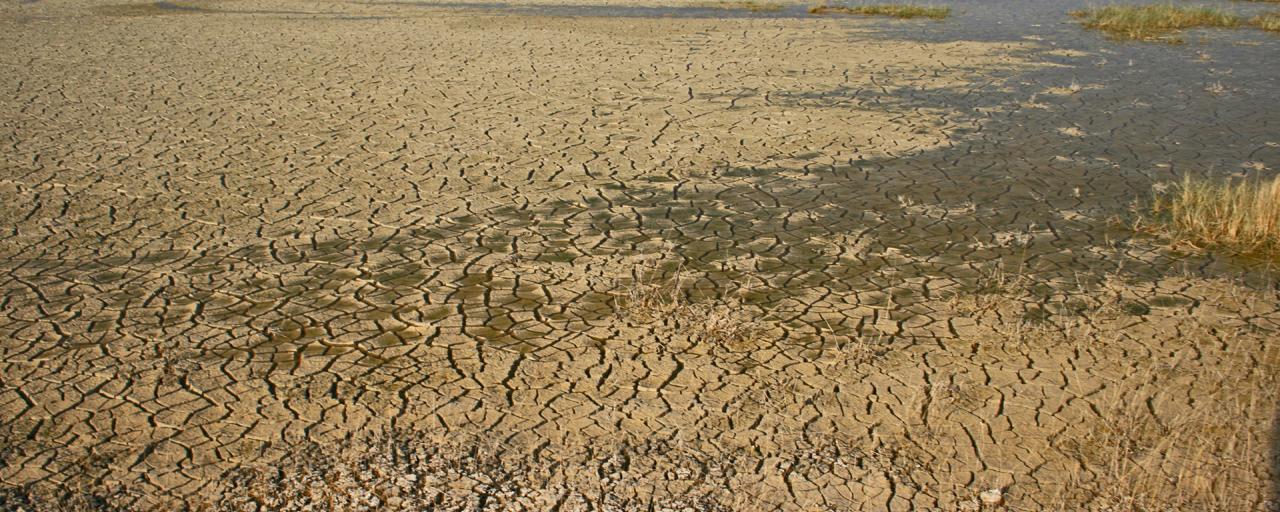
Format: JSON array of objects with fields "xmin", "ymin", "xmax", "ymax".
[{"xmin": 1, "ymin": 0, "xmax": 1278, "ymax": 510}]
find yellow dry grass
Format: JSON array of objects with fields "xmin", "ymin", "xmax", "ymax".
[
  {"xmin": 1251, "ymin": 11, "xmax": 1280, "ymax": 31},
  {"xmin": 808, "ymin": 3, "xmax": 950, "ymax": 19},
  {"xmin": 1140, "ymin": 174, "xmax": 1280, "ymax": 257},
  {"xmin": 618, "ymin": 268, "xmax": 765, "ymax": 346},
  {"xmin": 712, "ymin": 0, "xmax": 785, "ymax": 11},
  {"xmin": 1071, "ymin": 4, "xmax": 1241, "ymax": 41}
]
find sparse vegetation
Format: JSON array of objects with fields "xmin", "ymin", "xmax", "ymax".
[
  {"xmin": 1070, "ymin": 4, "xmax": 1240, "ymax": 41},
  {"xmin": 618, "ymin": 267, "xmax": 765, "ymax": 346},
  {"xmin": 711, "ymin": 0, "xmax": 785, "ymax": 12},
  {"xmin": 945, "ymin": 259, "xmax": 1028, "ymax": 315},
  {"xmin": 808, "ymin": 3, "xmax": 950, "ymax": 19},
  {"xmin": 1138, "ymin": 174, "xmax": 1280, "ymax": 257},
  {"xmin": 1055, "ymin": 325, "xmax": 1279, "ymax": 511},
  {"xmin": 944, "ymin": 271, "xmax": 1279, "ymax": 510},
  {"xmin": 1251, "ymin": 11, "xmax": 1280, "ymax": 31}
]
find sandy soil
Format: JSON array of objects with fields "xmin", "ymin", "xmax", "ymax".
[{"xmin": 1, "ymin": 1, "xmax": 1277, "ymax": 510}]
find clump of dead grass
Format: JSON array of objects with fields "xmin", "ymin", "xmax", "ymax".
[
  {"xmin": 618, "ymin": 268, "xmax": 765, "ymax": 346},
  {"xmin": 1137, "ymin": 174, "xmax": 1280, "ymax": 257},
  {"xmin": 711, "ymin": 0, "xmax": 785, "ymax": 12},
  {"xmin": 1070, "ymin": 4, "xmax": 1241, "ymax": 42},
  {"xmin": 1251, "ymin": 11, "xmax": 1280, "ymax": 31},
  {"xmin": 808, "ymin": 3, "xmax": 950, "ymax": 19},
  {"xmin": 944, "ymin": 259, "xmax": 1031, "ymax": 316}
]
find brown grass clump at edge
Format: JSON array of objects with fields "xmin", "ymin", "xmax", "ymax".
[
  {"xmin": 1070, "ymin": 4, "xmax": 1241, "ymax": 41},
  {"xmin": 712, "ymin": 0, "xmax": 785, "ymax": 12},
  {"xmin": 1136, "ymin": 174, "xmax": 1280, "ymax": 257},
  {"xmin": 808, "ymin": 3, "xmax": 950, "ymax": 19},
  {"xmin": 1251, "ymin": 11, "xmax": 1280, "ymax": 31}
]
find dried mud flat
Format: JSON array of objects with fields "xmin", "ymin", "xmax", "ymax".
[{"xmin": 2, "ymin": 0, "xmax": 1279, "ymax": 510}]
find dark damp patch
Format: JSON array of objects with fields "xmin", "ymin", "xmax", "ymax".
[
  {"xmin": 155, "ymin": 1, "xmax": 203, "ymax": 11},
  {"xmin": 1272, "ymin": 407, "xmax": 1280, "ymax": 510},
  {"xmin": 93, "ymin": 1, "xmax": 209, "ymax": 16},
  {"xmin": 1121, "ymin": 301, "xmax": 1152, "ymax": 316},
  {"xmin": 94, "ymin": 1, "xmax": 380, "ymax": 18},
  {"xmin": 1148, "ymin": 295, "xmax": 1193, "ymax": 308},
  {"xmin": 1022, "ymin": 306, "xmax": 1052, "ymax": 324},
  {"xmin": 89, "ymin": 271, "xmax": 126, "ymax": 284},
  {"xmin": 720, "ymin": 167, "xmax": 778, "ymax": 178},
  {"xmin": 1044, "ymin": 298, "xmax": 1086, "ymax": 319}
]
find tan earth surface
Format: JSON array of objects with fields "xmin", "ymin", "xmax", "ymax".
[{"xmin": 1, "ymin": 0, "xmax": 1277, "ymax": 510}]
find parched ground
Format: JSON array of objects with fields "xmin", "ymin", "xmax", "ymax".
[{"xmin": 1, "ymin": 0, "xmax": 1278, "ymax": 510}]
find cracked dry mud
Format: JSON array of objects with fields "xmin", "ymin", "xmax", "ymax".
[{"xmin": 2, "ymin": 0, "xmax": 1279, "ymax": 510}]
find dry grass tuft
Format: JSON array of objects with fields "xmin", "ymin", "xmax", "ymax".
[
  {"xmin": 1251, "ymin": 11, "xmax": 1280, "ymax": 31},
  {"xmin": 808, "ymin": 3, "xmax": 950, "ymax": 19},
  {"xmin": 619, "ymin": 268, "xmax": 765, "ymax": 346},
  {"xmin": 1138, "ymin": 174, "xmax": 1280, "ymax": 257},
  {"xmin": 944, "ymin": 259, "xmax": 1030, "ymax": 316},
  {"xmin": 711, "ymin": 0, "xmax": 785, "ymax": 11},
  {"xmin": 1070, "ymin": 4, "xmax": 1241, "ymax": 41}
]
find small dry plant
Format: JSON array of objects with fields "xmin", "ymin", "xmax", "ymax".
[
  {"xmin": 1252, "ymin": 11, "xmax": 1280, "ymax": 31},
  {"xmin": 809, "ymin": 3, "xmax": 950, "ymax": 19},
  {"xmin": 618, "ymin": 265, "xmax": 765, "ymax": 346},
  {"xmin": 712, "ymin": 0, "xmax": 784, "ymax": 12},
  {"xmin": 1071, "ymin": 4, "xmax": 1241, "ymax": 42},
  {"xmin": 1137, "ymin": 174, "xmax": 1280, "ymax": 257},
  {"xmin": 945, "ymin": 259, "xmax": 1029, "ymax": 315}
]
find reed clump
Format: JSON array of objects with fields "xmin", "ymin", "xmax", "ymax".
[
  {"xmin": 1071, "ymin": 4, "xmax": 1241, "ymax": 41},
  {"xmin": 808, "ymin": 3, "xmax": 950, "ymax": 19},
  {"xmin": 1138, "ymin": 174, "xmax": 1280, "ymax": 257}
]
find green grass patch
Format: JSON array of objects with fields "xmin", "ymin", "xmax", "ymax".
[
  {"xmin": 1070, "ymin": 4, "xmax": 1241, "ymax": 41},
  {"xmin": 808, "ymin": 3, "xmax": 950, "ymax": 19}
]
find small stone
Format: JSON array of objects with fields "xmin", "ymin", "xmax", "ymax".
[{"xmin": 979, "ymin": 488, "xmax": 1004, "ymax": 506}]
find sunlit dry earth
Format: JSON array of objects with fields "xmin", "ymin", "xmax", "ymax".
[{"xmin": 1, "ymin": 0, "xmax": 1278, "ymax": 510}]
